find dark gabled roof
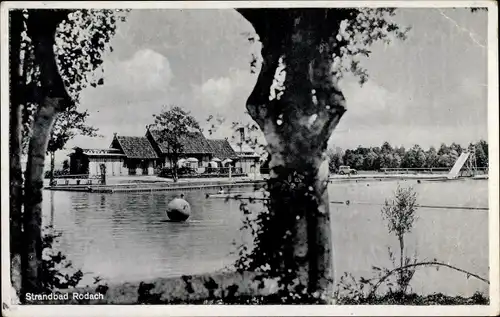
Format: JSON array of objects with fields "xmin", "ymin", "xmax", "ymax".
[
  {"xmin": 207, "ymin": 139, "xmax": 238, "ymax": 160},
  {"xmin": 113, "ymin": 136, "xmax": 158, "ymax": 159},
  {"xmin": 148, "ymin": 130, "xmax": 213, "ymax": 155}
]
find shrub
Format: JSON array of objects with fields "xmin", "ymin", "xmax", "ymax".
[
  {"xmin": 157, "ymin": 167, "xmax": 173, "ymax": 178},
  {"xmin": 44, "ymin": 169, "xmax": 70, "ymax": 179}
]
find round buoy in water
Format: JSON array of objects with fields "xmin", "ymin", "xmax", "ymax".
[{"xmin": 166, "ymin": 195, "xmax": 191, "ymax": 222}]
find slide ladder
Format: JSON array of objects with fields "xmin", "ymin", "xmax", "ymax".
[{"xmin": 447, "ymin": 152, "xmax": 470, "ymax": 179}]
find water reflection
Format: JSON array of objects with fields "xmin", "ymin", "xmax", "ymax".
[{"xmin": 42, "ymin": 180, "xmax": 488, "ymax": 296}]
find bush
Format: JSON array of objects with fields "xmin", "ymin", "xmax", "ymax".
[
  {"xmin": 44, "ymin": 169, "xmax": 70, "ymax": 179},
  {"xmin": 336, "ymin": 291, "xmax": 489, "ymax": 305}
]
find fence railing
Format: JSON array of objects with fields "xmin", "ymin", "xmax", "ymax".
[
  {"xmin": 379, "ymin": 167, "xmax": 450, "ymax": 174},
  {"xmin": 49, "ymin": 173, "xmax": 104, "ymax": 186},
  {"xmin": 178, "ymin": 167, "xmax": 245, "ymax": 178},
  {"xmin": 379, "ymin": 167, "xmax": 488, "ymax": 175},
  {"xmin": 200, "ymin": 167, "xmax": 243, "ymax": 175}
]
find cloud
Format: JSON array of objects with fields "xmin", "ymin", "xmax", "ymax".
[
  {"xmin": 82, "ymin": 48, "xmax": 174, "ymax": 107},
  {"xmin": 193, "ymin": 68, "xmax": 257, "ymax": 113},
  {"xmin": 104, "ymin": 48, "xmax": 173, "ymax": 92},
  {"xmin": 338, "ymin": 77, "xmax": 413, "ymax": 127},
  {"xmin": 200, "ymin": 77, "xmax": 234, "ymax": 109},
  {"xmin": 78, "ymin": 49, "xmax": 176, "ymax": 133}
]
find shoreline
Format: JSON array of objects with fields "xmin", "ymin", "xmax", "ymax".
[{"xmin": 43, "ymin": 173, "xmax": 487, "ymax": 193}]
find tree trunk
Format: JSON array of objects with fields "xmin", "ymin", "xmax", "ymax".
[
  {"xmin": 173, "ymin": 165, "xmax": 178, "ymax": 182},
  {"xmin": 23, "ymin": 99, "xmax": 59, "ymax": 296},
  {"xmin": 9, "ymin": 9, "xmax": 25, "ymax": 296},
  {"xmin": 171, "ymin": 155, "xmax": 178, "ymax": 182},
  {"xmin": 22, "ymin": 10, "xmax": 70, "ymax": 297},
  {"xmin": 238, "ymin": 9, "xmax": 348, "ymax": 302},
  {"xmin": 399, "ymin": 236, "xmax": 405, "ymax": 292},
  {"xmin": 49, "ymin": 151, "xmax": 55, "ymax": 186}
]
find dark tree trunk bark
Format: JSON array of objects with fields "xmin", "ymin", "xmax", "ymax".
[
  {"xmin": 173, "ymin": 165, "xmax": 178, "ymax": 182},
  {"xmin": 238, "ymin": 9, "xmax": 348, "ymax": 302},
  {"xmin": 9, "ymin": 9, "xmax": 25, "ymax": 296},
  {"xmin": 22, "ymin": 10, "xmax": 70, "ymax": 297}
]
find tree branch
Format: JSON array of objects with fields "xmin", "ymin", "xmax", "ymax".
[{"xmin": 368, "ymin": 261, "xmax": 490, "ymax": 298}]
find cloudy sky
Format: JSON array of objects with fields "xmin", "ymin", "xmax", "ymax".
[{"xmin": 61, "ymin": 8, "xmax": 488, "ymax": 162}]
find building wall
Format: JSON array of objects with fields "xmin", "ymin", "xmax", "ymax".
[
  {"xmin": 124, "ymin": 159, "xmax": 155, "ymax": 176},
  {"xmin": 88, "ymin": 160, "xmax": 99, "ymax": 176},
  {"xmin": 238, "ymin": 158, "xmax": 260, "ymax": 174},
  {"xmin": 122, "ymin": 160, "xmax": 129, "ymax": 176},
  {"xmin": 88, "ymin": 157, "xmax": 126, "ymax": 176}
]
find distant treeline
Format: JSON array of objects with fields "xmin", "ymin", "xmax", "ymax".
[{"xmin": 327, "ymin": 140, "xmax": 489, "ymax": 172}]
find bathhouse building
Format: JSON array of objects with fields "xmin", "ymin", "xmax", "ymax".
[{"xmin": 69, "ymin": 129, "xmax": 261, "ymax": 177}]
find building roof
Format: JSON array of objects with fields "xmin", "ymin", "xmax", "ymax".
[
  {"xmin": 113, "ymin": 136, "xmax": 158, "ymax": 159},
  {"xmin": 207, "ymin": 139, "xmax": 238, "ymax": 160},
  {"xmin": 148, "ymin": 130, "xmax": 213, "ymax": 154},
  {"xmin": 70, "ymin": 147, "xmax": 126, "ymax": 157}
]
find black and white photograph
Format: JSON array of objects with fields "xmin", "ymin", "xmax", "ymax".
[{"xmin": 1, "ymin": 1, "xmax": 499, "ymax": 316}]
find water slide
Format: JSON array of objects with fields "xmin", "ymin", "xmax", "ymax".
[{"xmin": 447, "ymin": 152, "xmax": 470, "ymax": 179}]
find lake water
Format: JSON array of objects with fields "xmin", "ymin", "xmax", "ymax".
[{"xmin": 42, "ymin": 178, "xmax": 489, "ymax": 297}]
